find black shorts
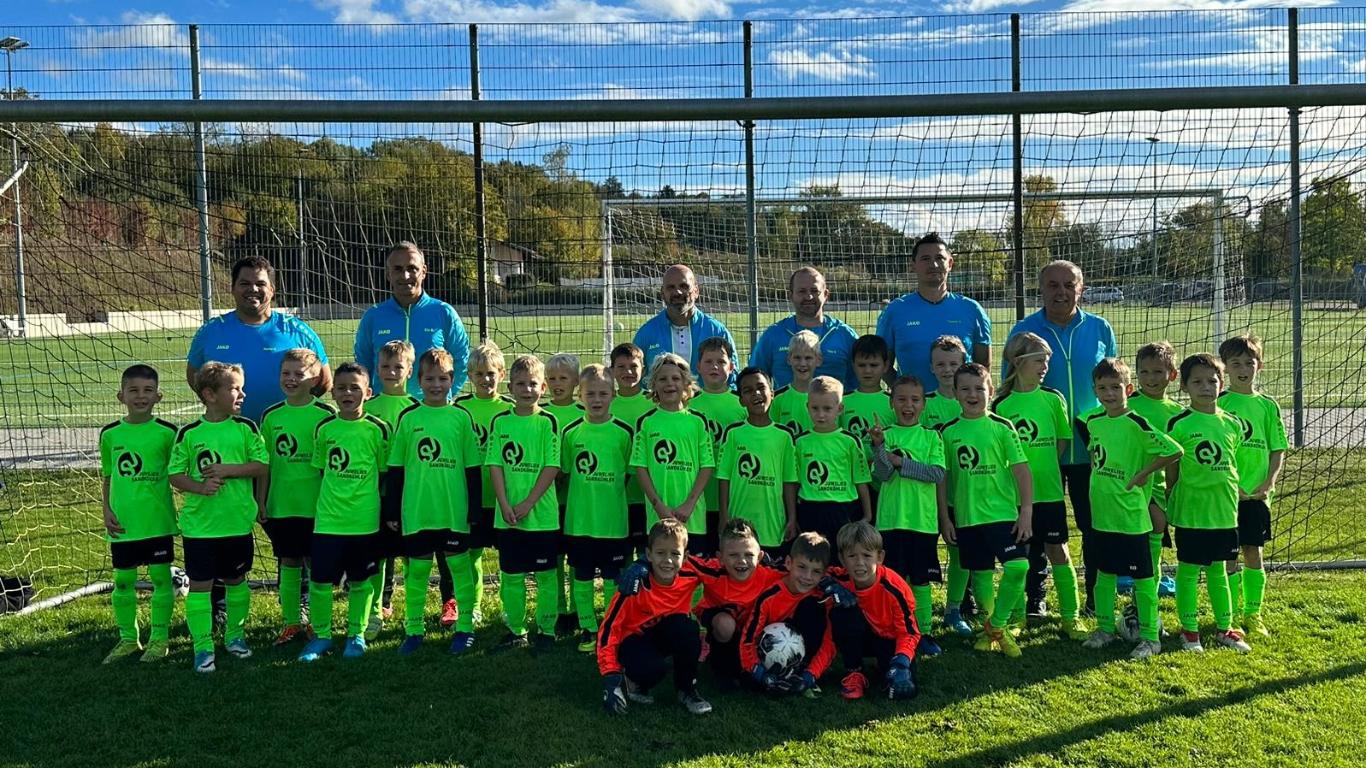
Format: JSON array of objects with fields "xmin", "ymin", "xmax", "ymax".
[
  {"xmin": 564, "ymin": 535, "xmax": 631, "ymax": 579},
  {"xmin": 467, "ymin": 506, "xmax": 496, "ymax": 550},
  {"xmin": 183, "ymin": 535, "xmax": 254, "ymax": 582},
  {"xmin": 110, "ymin": 535, "xmax": 175, "ymax": 570},
  {"xmin": 687, "ymin": 519, "xmax": 718, "ymax": 559},
  {"xmin": 403, "ymin": 529, "xmax": 468, "ymax": 559},
  {"xmin": 956, "ymin": 521, "xmax": 1028, "ymax": 571},
  {"xmin": 881, "ymin": 529, "xmax": 941, "ymax": 585},
  {"xmin": 1091, "ymin": 530, "xmax": 1154, "ymax": 579},
  {"xmin": 628, "ymin": 503, "xmax": 648, "ymax": 550},
  {"xmin": 262, "ymin": 517, "xmax": 314, "ymax": 560},
  {"xmin": 310, "ymin": 533, "xmax": 380, "ymax": 584},
  {"xmin": 1174, "ymin": 527, "xmax": 1239, "ymax": 567},
  {"xmin": 372, "ymin": 523, "xmax": 403, "ymax": 559},
  {"xmin": 1237, "ymin": 499, "xmax": 1272, "ymax": 547},
  {"xmin": 796, "ymin": 499, "xmax": 862, "ymax": 550},
  {"xmin": 496, "ymin": 529, "xmax": 559, "ymax": 575},
  {"xmin": 1033, "ymin": 501, "xmax": 1070, "ymax": 545}
]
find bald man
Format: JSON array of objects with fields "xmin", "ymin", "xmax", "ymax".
[
  {"xmin": 632, "ymin": 264, "xmax": 738, "ymax": 383},
  {"xmin": 749, "ymin": 267, "xmax": 858, "ymax": 390}
]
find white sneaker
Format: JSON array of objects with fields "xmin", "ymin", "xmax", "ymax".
[
  {"xmin": 1180, "ymin": 631, "xmax": 1204, "ymax": 652},
  {"xmin": 1216, "ymin": 629, "xmax": 1251, "ymax": 654},
  {"xmin": 1130, "ymin": 639, "xmax": 1162, "ymax": 660},
  {"xmin": 678, "ymin": 689, "xmax": 713, "ymax": 715},
  {"xmin": 1082, "ymin": 630, "xmax": 1118, "ymax": 649}
]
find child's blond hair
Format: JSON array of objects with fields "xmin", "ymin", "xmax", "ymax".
[
  {"xmin": 837, "ymin": 520, "xmax": 883, "ymax": 555},
  {"xmin": 578, "ymin": 364, "xmax": 614, "ymax": 399},
  {"xmin": 469, "ymin": 339, "xmax": 507, "ymax": 374},
  {"xmin": 788, "ymin": 330, "xmax": 821, "ymax": 358},
  {"xmin": 998, "ymin": 332, "xmax": 1052, "ymax": 402},
  {"xmin": 281, "ymin": 347, "xmax": 321, "ymax": 373},
  {"xmin": 379, "ymin": 339, "xmax": 416, "ymax": 367},
  {"xmin": 931, "ymin": 334, "xmax": 968, "ymax": 361},
  {"xmin": 647, "ymin": 353, "xmax": 697, "ymax": 402},
  {"xmin": 418, "ymin": 348, "xmax": 455, "ymax": 377},
  {"xmin": 195, "ymin": 361, "xmax": 244, "ymax": 402},
  {"xmin": 648, "ymin": 518, "xmax": 689, "ymax": 548},
  {"xmin": 546, "ymin": 352, "xmax": 581, "ymax": 375},
  {"xmin": 509, "ymin": 354, "xmax": 546, "ymax": 382},
  {"xmin": 808, "ymin": 375, "xmax": 844, "ymax": 399}
]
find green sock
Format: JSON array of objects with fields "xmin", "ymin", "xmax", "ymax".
[
  {"xmin": 404, "ymin": 557, "xmax": 434, "ymax": 636},
  {"xmin": 147, "ymin": 564, "xmax": 173, "ymax": 643},
  {"xmin": 1205, "ymin": 565, "xmax": 1233, "ymax": 631},
  {"xmin": 310, "ymin": 581, "xmax": 334, "ymax": 640},
  {"xmin": 1243, "ymin": 566, "xmax": 1267, "ymax": 616},
  {"xmin": 991, "ymin": 560, "xmax": 1028, "ymax": 629},
  {"xmin": 1094, "ymin": 571, "xmax": 1118, "ymax": 634},
  {"xmin": 1053, "ymin": 563, "xmax": 1079, "ymax": 622},
  {"xmin": 1148, "ymin": 533, "xmax": 1164, "ymax": 579},
  {"xmin": 534, "ymin": 569, "xmax": 559, "ymax": 634},
  {"xmin": 112, "ymin": 568, "xmax": 139, "ymax": 644},
  {"xmin": 279, "ymin": 564, "xmax": 303, "ymax": 627},
  {"xmin": 911, "ymin": 584, "xmax": 933, "ymax": 636},
  {"xmin": 602, "ymin": 578, "xmax": 617, "ymax": 606},
  {"xmin": 448, "ymin": 553, "xmax": 477, "ymax": 633},
  {"xmin": 1176, "ymin": 562, "xmax": 1201, "ymax": 632},
  {"xmin": 1135, "ymin": 576, "xmax": 1159, "ymax": 642},
  {"xmin": 970, "ymin": 571, "xmax": 997, "ymax": 624},
  {"xmin": 186, "ymin": 590, "xmax": 214, "ymax": 653},
  {"xmin": 466, "ymin": 549, "xmax": 485, "ymax": 623},
  {"xmin": 573, "ymin": 578, "xmax": 599, "ymax": 632},
  {"xmin": 224, "ymin": 582, "xmax": 250, "ymax": 644},
  {"xmin": 347, "ymin": 575, "xmax": 375, "ymax": 637},
  {"xmin": 501, "ymin": 572, "xmax": 528, "ymax": 636},
  {"xmin": 558, "ymin": 556, "xmax": 572, "ymax": 615},
  {"xmin": 367, "ymin": 570, "xmax": 385, "ymax": 619},
  {"xmin": 1227, "ymin": 567, "xmax": 1243, "ymax": 617},
  {"xmin": 946, "ymin": 546, "xmax": 969, "ymax": 606}
]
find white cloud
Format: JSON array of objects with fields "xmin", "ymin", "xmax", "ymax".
[
  {"xmin": 767, "ymin": 48, "xmax": 875, "ymax": 82},
  {"xmin": 314, "ymin": 0, "xmax": 399, "ymax": 24},
  {"xmin": 633, "ymin": 0, "xmax": 732, "ymax": 21},
  {"xmin": 941, "ymin": 0, "xmax": 1041, "ymax": 13},
  {"xmin": 402, "ymin": 0, "xmax": 636, "ymax": 24},
  {"xmin": 76, "ymin": 10, "xmax": 187, "ymax": 51},
  {"xmin": 1059, "ymin": 0, "xmax": 1334, "ymax": 12}
]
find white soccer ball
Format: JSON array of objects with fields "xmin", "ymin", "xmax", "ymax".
[
  {"xmin": 170, "ymin": 566, "xmax": 191, "ymax": 598},
  {"xmin": 613, "ymin": 321, "xmax": 625, "ymax": 332},
  {"xmin": 758, "ymin": 622, "xmax": 806, "ymax": 674}
]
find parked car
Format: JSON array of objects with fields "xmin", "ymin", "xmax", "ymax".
[{"xmin": 1082, "ymin": 285, "xmax": 1124, "ymax": 304}]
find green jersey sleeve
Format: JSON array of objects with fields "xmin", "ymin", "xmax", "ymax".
[
  {"xmin": 312, "ymin": 415, "xmax": 389, "ymax": 535},
  {"xmin": 920, "ymin": 392, "xmax": 962, "ymax": 430},
  {"xmin": 561, "ymin": 418, "xmax": 634, "ymax": 539},
  {"xmin": 391, "ymin": 403, "xmax": 481, "ymax": 535},
  {"xmin": 840, "ymin": 390, "xmax": 896, "ymax": 448},
  {"xmin": 260, "ymin": 399, "xmax": 334, "ymax": 520},
  {"xmin": 609, "ymin": 391, "xmax": 655, "ymax": 505},
  {"xmin": 794, "ymin": 430, "xmax": 870, "ymax": 503},
  {"xmin": 1083, "ymin": 410, "xmax": 1181, "ymax": 534},
  {"xmin": 486, "ymin": 410, "xmax": 561, "ymax": 532},
  {"xmin": 367, "ymin": 393, "xmax": 419, "ymax": 432},
  {"xmin": 453, "ymin": 393, "xmax": 514, "ymax": 510},
  {"xmin": 630, "ymin": 408, "xmax": 715, "ymax": 535},
  {"xmin": 1165, "ymin": 408, "xmax": 1243, "ymax": 530},
  {"xmin": 169, "ymin": 417, "xmax": 267, "ymax": 538},
  {"xmin": 993, "ymin": 388, "xmax": 1068, "ymax": 503},
  {"xmin": 876, "ymin": 424, "xmax": 944, "ymax": 534},
  {"xmin": 100, "ymin": 418, "xmax": 179, "ymax": 542},
  {"xmin": 940, "ymin": 414, "xmax": 1027, "ymax": 527},
  {"xmin": 717, "ymin": 422, "xmax": 798, "ymax": 547}
]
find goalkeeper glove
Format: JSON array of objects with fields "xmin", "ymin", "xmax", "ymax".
[
  {"xmin": 615, "ymin": 559, "xmax": 650, "ymax": 596},
  {"xmin": 886, "ymin": 654, "xmax": 918, "ymax": 700},
  {"xmin": 777, "ymin": 669, "xmax": 819, "ymax": 696},
  {"xmin": 818, "ymin": 575, "xmax": 858, "ymax": 608},
  {"xmin": 602, "ymin": 673, "xmax": 628, "ymax": 715}
]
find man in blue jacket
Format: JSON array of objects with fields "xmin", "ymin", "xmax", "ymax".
[
  {"xmin": 632, "ymin": 263, "xmax": 737, "ymax": 383},
  {"xmin": 749, "ymin": 266, "xmax": 858, "ymax": 390},
  {"xmin": 354, "ymin": 242, "xmax": 471, "ymax": 398}
]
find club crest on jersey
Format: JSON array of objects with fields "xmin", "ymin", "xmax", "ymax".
[
  {"xmin": 806, "ymin": 460, "xmax": 830, "ymax": 486},
  {"xmin": 1089, "ymin": 443, "xmax": 1108, "ymax": 470},
  {"xmin": 1235, "ymin": 415, "xmax": 1254, "ymax": 442},
  {"xmin": 703, "ymin": 417, "xmax": 722, "ymax": 443},
  {"xmin": 846, "ymin": 416, "xmax": 870, "ymax": 440},
  {"xmin": 275, "ymin": 433, "xmax": 299, "ymax": 458},
  {"xmin": 737, "ymin": 452, "xmax": 762, "ymax": 481},
  {"xmin": 473, "ymin": 423, "xmax": 489, "ymax": 447},
  {"xmin": 653, "ymin": 439, "xmax": 678, "ymax": 465},
  {"xmin": 502, "ymin": 441, "xmax": 524, "ymax": 466},
  {"xmin": 195, "ymin": 449, "xmax": 222, "ymax": 474},
  {"xmin": 1013, "ymin": 418, "xmax": 1040, "ymax": 444},
  {"xmin": 416, "ymin": 436, "xmax": 442, "ymax": 463},
  {"xmin": 955, "ymin": 445, "xmax": 981, "ymax": 471},
  {"xmin": 1194, "ymin": 440, "xmax": 1226, "ymax": 468},
  {"xmin": 575, "ymin": 450, "xmax": 598, "ymax": 476},
  {"xmin": 116, "ymin": 451, "xmax": 143, "ymax": 478},
  {"xmin": 327, "ymin": 446, "xmax": 351, "ymax": 472}
]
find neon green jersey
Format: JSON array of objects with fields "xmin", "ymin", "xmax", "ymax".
[
  {"xmin": 367, "ymin": 393, "xmax": 419, "ymax": 432},
  {"xmin": 841, "ymin": 389, "xmax": 895, "ymax": 448},
  {"xmin": 716, "ymin": 422, "xmax": 798, "ymax": 547},
  {"xmin": 771, "ymin": 386, "xmax": 813, "ymax": 437},
  {"xmin": 543, "ymin": 402, "xmax": 586, "ymax": 433},
  {"xmin": 920, "ymin": 392, "xmax": 962, "ymax": 430},
  {"xmin": 312, "ymin": 414, "xmax": 390, "ymax": 535},
  {"xmin": 1080, "ymin": 409, "xmax": 1181, "ymax": 534},
  {"xmin": 169, "ymin": 416, "xmax": 269, "ymax": 538},
  {"xmin": 259, "ymin": 398, "xmax": 334, "ymax": 520},
  {"xmin": 611, "ymin": 390, "xmax": 656, "ymax": 505},
  {"xmin": 690, "ymin": 389, "xmax": 747, "ymax": 512},
  {"xmin": 992, "ymin": 387, "xmax": 1069, "ymax": 503},
  {"xmin": 1165, "ymin": 408, "xmax": 1243, "ymax": 530},
  {"xmin": 486, "ymin": 410, "xmax": 561, "ymax": 532},
  {"xmin": 561, "ymin": 417, "xmax": 634, "ymax": 539},
  {"xmin": 876, "ymin": 424, "xmax": 945, "ymax": 534},
  {"xmin": 939, "ymin": 413, "xmax": 1027, "ymax": 527},
  {"xmin": 100, "ymin": 417, "xmax": 179, "ymax": 542},
  {"xmin": 453, "ymin": 393, "xmax": 514, "ymax": 509},
  {"xmin": 1128, "ymin": 393, "xmax": 1185, "ymax": 511},
  {"xmin": 630, "ymin": 408, "xmax": 715, "ymax": 535},
  {"xmin": 1217, "ymin": 391, "xmax": 1288, "ymax": 500},
  {"xmin": 389, "ymin": 403, "xmax": 481, "ymax": 534},
  {"xmin": 794, "ymin": 429, "xmax": 871, "ymax": 503}
]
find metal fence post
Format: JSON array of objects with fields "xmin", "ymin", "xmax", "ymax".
[
  {"xmin": 190, "ymin": 25, "xmax": 212, "ymax": 322},
  {"xmin": 470, "ymin": 23, "xmax": 489, "ymax": 343},
  {"xmin": 743, "ymin": 20, "xmax": 759, "ymax": 350},
  {"xmin": 1288, "ymin": 8, "xmax": 1305, "ymax": 448},
  {"xmin": 296, "ymin": 169, "xmax": 307, "ymax": 317},
  {"xmin": 5, "ymin": 41, "xmax": 27, "ymax": 335},
  {"xmin": 1011, "ymin": 14, "xmax": 1025, "ymax": 321}
]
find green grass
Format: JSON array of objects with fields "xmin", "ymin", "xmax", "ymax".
[
  {"xmin": 3, "ymin": 571, "xmax": 1365, "ymax": 768},
  {"xmin": 2, "ymin": 303, "xmax": 1365, "ymax": 427}
]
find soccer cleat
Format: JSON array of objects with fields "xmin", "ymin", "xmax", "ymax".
[
  {"xmin": 972, "ymin": 630, "xmax": 994, "ymax": 653},
  {"xmin": 531, "ymin": 632, "xmax": 555, "ymax": 655},
  {"xmin": 555, "ymin": 612, "xmax": 578, "ymax": 638},
  {"xmin": 1130, "ymin": 639, "xmax": 1163, "ymax": 660},
  {"xmin": 1180, "ymin": 631, "xmax": 1204, "ymax": 652},
  {"xmin": 577, "ymin": 631, "xmax": 597, "ymax": 654},
  {"xmin": 273, "ymin": 624, "xmax": 314, "ymax": 647},
  {"xmin": 492, "ymin": 632, "xmax": 530, "ymax": 653},
  {"xmin": 225, "ymin": 638, "xmax": 253, "ymax": 659},
  {"xmin": 364, "ymin": 614, "xmax": 382, "ymax": 642},
  {"xmin": 298, "ymin": 638, "xmax": 334, "ymax": 662},
  {"xmin": 1026, "ymin": 597, "xmax": 1048, "ymax": 619},
  {"xmin": 1006, "ymin": 615, "xmax": 1025, "ymax": 638},
  {"xmin": 840, "ymin": 670, "xmax": 869, "ymax": 700},
  {"xmin": 944, "ymin": 609, "xmax": 974, "ymax": 638},
  {"xmin": 448, "ymin": 631, "xmax": 476, "ymax": 655},
  {"xmin": 342, "ymin": 635, "xmax": 368, "ymax": 659},
  {"xmin": 1064, "ymin": 618, "xmax": 1090, "ymax": 641},
  {"xmin": 1082, "ymin": 630, "xmax": 1118, "ymax": 649},
  {"xmin": 1158, "ymin": 575, "xmax": 1177, "ymax": 597},
  {"xmin": 103, "ymin": 639, "xmax": 142, "ymax": 665},
  {"xmin": 1216, "ymin": 629, "xmax": 1252, "ymax": 654},
  {"xmin": 624, "ymin": 677, "xmax": 655, "ymax": 705},
  {"xmin": 140, "ymin": 640, "xmax": 170, "ymax": 662},
  {"xmin": 918, "ymin": 636, "xmax": 943, "ymax": 657},
  {"xmin": 193, "ymin": 651, "xmax": 216, "ymax": 673},
  {"xmin": 678, "ymin": 689, "xmax": 713, "ymax": 715},
  {"xmin": 1243, "ymin": 612, "xmax": 1270, "ymax": 638},
  {"xmin": 397, "ymin": 635, "xmax": 424, "ymax": 656},
  {"xmin": 440, "ymin": 599, "xmax": 458, "ymax": 628},
  {"xmin": 996, "ymin": 626, "xmax": 1023, "ymax": 658}
]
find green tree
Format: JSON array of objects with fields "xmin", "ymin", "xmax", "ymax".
[{"xmin": 1303, "ymin": 177, "xmax": 1366, "ymax": 277}]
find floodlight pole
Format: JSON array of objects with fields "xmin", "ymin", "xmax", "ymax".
[{"xmin": 3, "ymin": 36, "xmax": 28, "ymax": 337}]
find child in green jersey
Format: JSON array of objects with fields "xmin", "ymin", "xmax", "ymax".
[
  {"xmin": 455, "ymin": 339, "xmax": 514, "ymax": 621},
  {"xmin": 995, "ymin": 332, "xmax": 1083, "ymax": 640},
  {"xmin": 610, "ymin": 342, "xmax": 652, "ymax": 552},
  {"xmin": 794, "ymin": 376, "xmax": 872, "ymax": 549},
  {"xmin": 938, "ymin": 363, "xmax": 1033, "ymax": 658},
  {"xmin": 1132, "ymin": 341, "xmax": 1183, "ymax": 598},
  {"xmin": 544, "ymin": 352, "xmax": 585, "ymax": 638},
  {"xmin": 100, "ymin": 364, "xmax": 179, "ymax": 664},
  {"xmin": 562, "ymin": 364, "xmax": 636, "ymax": 652},
  {"xmin": 925, "ymin": 335, "xmax": 974, "ymax": 637},
  {"xmin": 1217, "ymin": 335, "xmax": 1286, "ymax": 638},
  {"xmin": 1167, "ymin": 353, "xmax": 1251, "ymax": 654},
  {"xmin": 369, "ymin": 340, "xmax": 419, "ymax": 632},
  {"xmin": 692, "ymin": 336, "xmax": 747, "ymax": 554},
  {"xmin": 298, "ymin": 362, "xmax": 391, "ymax": 662},
  {"xmin": 843, "ymin": 335, "xmax": 896, "ymax": 511},
  {"xmin": 632, "ymin": 353, "xmax": 716, "ymax": 555},
  {"xmin": 866, "ymin": 375, "xmax": 946, "ymax": 656},
  {"xmin": 1080, "ymin": 358, "xmax": 1182, "ymax": 660},
  {"xmin": 489, "ymin": 354, "xmax": 563, "ymax": 653},
  {"xmin": 388, "ymin": 349, "xmax": 483, "ymax": 656},
  {"xmin": 169, "ymin": 362, "xmax": 270, "ymax": 673},
  {"xmin": 718, "ymin": 367, "xmax": 798, "ymax": 557},
  {"xmin": 260, "ymin": 348, "xmax": 333, "ymax": 647},
  {"xmin": 772, "ymin": 330, "xmax": 820, "ymax": 436}
]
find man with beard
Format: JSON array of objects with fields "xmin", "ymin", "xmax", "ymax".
[
  {"xmin": 749, "ymin": 266, "xmax": 858, "ymax": 391},
  {"xmin": 632, "ymin": 264, "xmax": 738, "ymax": 386}
]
